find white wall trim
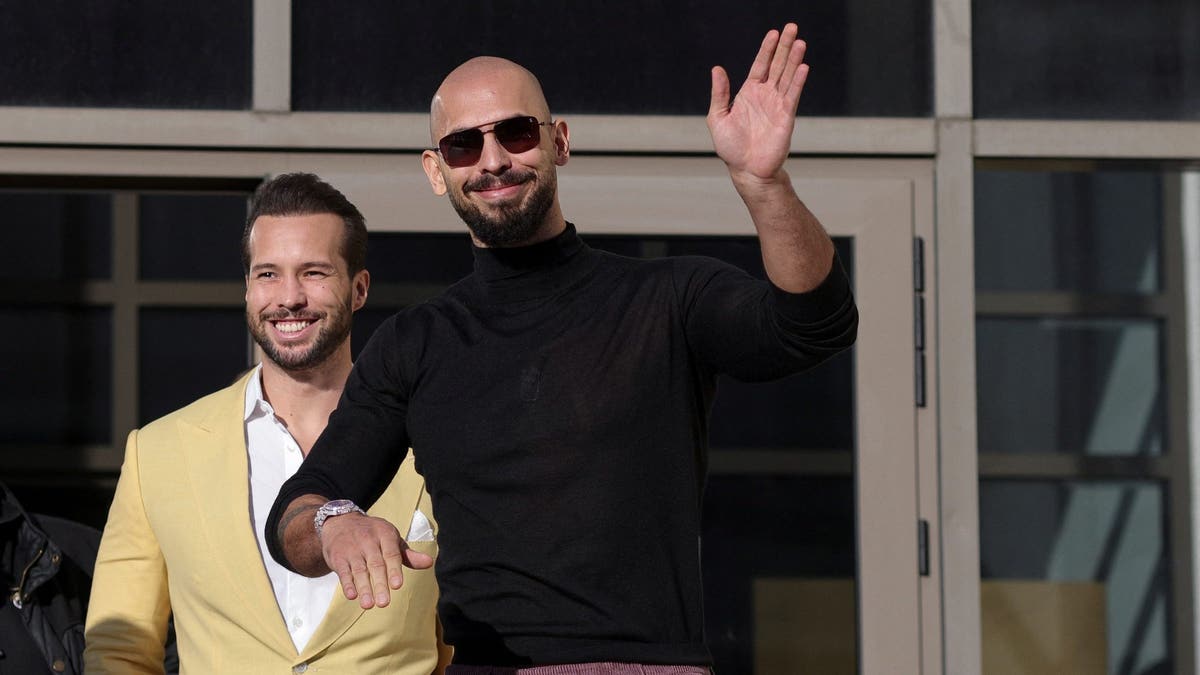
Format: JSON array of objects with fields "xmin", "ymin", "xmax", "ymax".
[
  {"xmin": 975, "ymin": 120, "xmax": 1200, "ymax": 159},
  {"xmin": 0, "ymin": 108, "xmax": 936, "ymax": 155}
]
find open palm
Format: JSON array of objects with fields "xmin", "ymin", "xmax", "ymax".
[{"xmin": 707, "ymin": 24, "xmax": 809, "ymax": 181}]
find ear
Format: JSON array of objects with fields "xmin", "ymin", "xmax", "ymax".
[
  {"xmin": 351, "ymin": 269, "xmax": 370, "ymax": 311},
  {"xmin": 421, "ymin": 150, "xmax": 449, "ymax": 196},
  {"xmin": 552, "ymin": 120, "xmax": 570, "ymax": 166}
]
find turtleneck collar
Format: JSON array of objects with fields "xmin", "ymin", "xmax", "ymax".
[{"xmin": 469, "ymin": 222, "xmax": 597, "ymax": 303}]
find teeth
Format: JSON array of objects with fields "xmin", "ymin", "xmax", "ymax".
[{"xmin": 276, "ymin": 321, "xmax": 312, "ymax": 333}]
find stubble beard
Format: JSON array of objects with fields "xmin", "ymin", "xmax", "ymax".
[
  {"xmin": 448, "ymin": 168, "xmax": 557, "ymax": 248},
  {"xmin": 248, "ymin": 297, "xmax": 353, "ymax": 372}
]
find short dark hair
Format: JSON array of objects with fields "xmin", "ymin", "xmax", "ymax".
[{"xmin": 241, "ymin": 172, "xmax": 368, "ymax": 276}]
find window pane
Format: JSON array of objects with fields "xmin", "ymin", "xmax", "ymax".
[
  {"xmin": 292, "ymin": 0, "xmax": 931, "ymax": 116},
  {"xmin": 704, "ymin": 476, "xmax": 856, "ymax": 674},
  {"xmin": 7, "ymin": 480, "xmax": 117, "ymax": 532},
  {"xmin": 0, "ymin": 192, "xmax": 112, "ymax": 280},
  {"xmin": 366, "ymin": 232, "xmax": 474, "ymax": 284},
  {"xmin": 0, "ymin": 1, "xmax": 252, "ymax": 109},
  {"xmin": 139, "ymin": 194, "xmax": 249, "ymax": 280},
  {"xmin": 974, "ymin": 0, "xmax": 1200, "ymax": 119},
  {"xmin": 980, "ymin": 480, "xmax": 1171, "ymax": 674},
  {"xmin": 0, "ymin": 307, "xmax": 111, "ymax": 443},
  {"xmin": 975, "ymin": 168, "xmax": 1162, "ymax": 294},
  {"xmin": 139, "ymin": 309, "xmax": 250, "ymax": 424},
  {"xmin": 976, "ymin": 318, "xmax": 1162, "ymax": 456}
]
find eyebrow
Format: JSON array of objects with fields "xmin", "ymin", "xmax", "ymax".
[{"xmin": 249, "ymin": 261, "xmax": 339, "ymax": 272}]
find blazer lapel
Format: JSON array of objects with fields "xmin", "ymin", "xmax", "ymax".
[{"xmin": 181, "ymin": 372, "xmax": 297, "ymax": 657}]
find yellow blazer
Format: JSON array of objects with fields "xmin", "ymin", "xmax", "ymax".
[{"xmin": 85, "ymin": 371, "xmax": 448, "ymax": 674}]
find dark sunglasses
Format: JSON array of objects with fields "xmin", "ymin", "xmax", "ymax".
[{"xmin": 436, "ymin": 116, "xmax": 553, "ymax": 168}]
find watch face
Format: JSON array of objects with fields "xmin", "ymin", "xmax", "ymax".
[{"xmin": 324, "ymin": 499, "xmax": 356, "ymax": 511}]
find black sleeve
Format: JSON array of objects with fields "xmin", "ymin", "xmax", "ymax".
[
  {"xmin": 265, "ymin": 314, "xmax": 412, "ymax": 571},
  {"xmin": 676, "ymin": 251, "xmax": 858, "ymax": 381}
]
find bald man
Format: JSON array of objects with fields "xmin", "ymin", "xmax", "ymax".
[{"xmin": 268, "ymin": 24, "xmax": 857, "ymax": 674}]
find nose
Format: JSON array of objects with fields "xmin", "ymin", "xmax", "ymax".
[
  {"xmin": 476, "ymin": 131, "xmax": 512, "ymax": 174},
  {"xmin": 278, "ymin": 274, "xmax": 307, "ymax": 310}
]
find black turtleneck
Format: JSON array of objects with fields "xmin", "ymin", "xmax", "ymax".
[{"xmin": 268, "ymin": 223, "xmax": 857, "ymax": 667}]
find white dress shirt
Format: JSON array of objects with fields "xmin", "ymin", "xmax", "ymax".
[
  {"xmin": 245, "ymin": 367, "xmax": 338, "ymax": 653},
  {"xmin": 245, "ymin": 367, "xmax": 436, "ymax": 652}
]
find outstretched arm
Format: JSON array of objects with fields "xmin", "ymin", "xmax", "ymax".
[{"xmin": 707, "ymin": 23, "xmax": 835, "ymax": 293}]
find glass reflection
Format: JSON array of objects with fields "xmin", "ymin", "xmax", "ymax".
[
  {"xmin": 974, "ymin": 0, "xmax": 1200, "ymax": 120},
  {"xmin": 977, "ymin": 318, "xmax": 1162, "ymax": 456},
  {"xmin": 980, "ymin": 480, "xmax": 1171, "ymax": 674},
  {"xmin": 975, "ymin": 169, "xmax": 1162, "ymax": 294}
]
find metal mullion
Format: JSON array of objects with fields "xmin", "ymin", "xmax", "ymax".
[
  {"xmin": 0, "ymin": 444, "xmax": 124, "ymax": 473},
  {"xmin": 974, "ymin": 120, "xmax": 1200, "ymax": 160},
  {"xmin": 110, "ymin": 193, "xmax": 139, "ymax": 457},
  {"xmin": 936, "ymin": 121, "xmax": 981, "ymax": 675},
  {"xmin": 978, "ymin": 452, "xmax": 1173, "ymax": 480},
  {"xmin": 934, "ymin": 0, "xmax": 972, "ymax": 119},
  {"xmin": 134, "ymin": 281, "xmax": 245, "ymax": 307},
  {"xmin": 1162, "ymin": 172, "xmax": 1197, "ymax": 674},
  {"xmin": 975, "ymin": 292, "xmax": 1170, "ymax": 317},
  {"xmin": 360, "ymin": 283, "xmax": 455, "ymax": 308},
  {"xmin": 0, "ymin": 281, "xmax": 116, "ymax": 305},
  {"xmin": 252, "ymin": 0, "xmax": 291, "ymax": 112},
  {"xmin": 0, "ymin": 109, "xmax": 936, "ymax": 156}
]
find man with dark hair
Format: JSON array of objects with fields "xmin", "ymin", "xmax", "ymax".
[
  {"xmin": 270, "ymin": 25, "xmax": 856, "ymax": 674},
  {"xmin": 85, "ymin": 173, "xmax": 448, "ymax": 674}
]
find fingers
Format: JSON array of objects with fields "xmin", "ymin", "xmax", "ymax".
[
  {"xmin": 323, "ymin": 514, "xmax": 427, "ymax": 610},
  {"xmin": 381, "ymin": 534, "xmax": 406, "ymax": 591},
  {"xmin": 767, "ymin": 23, "xmax": 800, "ymax": 87},
  {"xmin": 746, "ymin": 28, "xmax": 779, "ymax": 82},
  {"xmin": 778, "ymin": 38, "xmax": 807, "ymax": 95},
  {"xmin": 331, "ymin": 556, "xmax": 359, "ymax": 601},
  {"xmin": 785, "ymin": 63, "xmax": 811, "ymax": 107},
  {"xmin": 352, "ymin": 556, "xmax": 380, "ymax": 609},
  {"xmin": 708, "ymin": 66, "xmax": 731, "ymax": 118}
]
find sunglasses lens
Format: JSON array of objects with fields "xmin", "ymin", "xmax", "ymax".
[
  {"xmin": 437, "ymin": 117, "xmax": 545, "ymax": 168},
  {"xmin": 438, "ymin": 130, "xmax": 484, "ymax": 168},
  {"xmin": 494, "ymin": 116, "xmax": 542, "ymax": 154}
]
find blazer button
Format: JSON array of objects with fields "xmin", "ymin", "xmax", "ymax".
[
  {"xmin": 293, "ymin": 663, "xmax": 308, "ymax": 673},
  {"xmin": 52, "ymin": 659, "xmax": 66, "ymax": 672}
]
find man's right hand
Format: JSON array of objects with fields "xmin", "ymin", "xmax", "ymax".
[{"xmin": 319, "ymin": 512, "xmax": 434, "ymax": 609}]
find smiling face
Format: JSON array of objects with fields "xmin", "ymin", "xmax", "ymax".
[
  {"xmin": 243, "ymin": 212, "xmax": 368, "ymax": 373},
  {"xmin": 421, "ymin": 57, "xmax": 570, "ymax": 248}
]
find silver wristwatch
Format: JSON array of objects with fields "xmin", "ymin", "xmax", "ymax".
[{"xmin": 313, "ymin": 499, "xmax": 365, "ymax": 538}]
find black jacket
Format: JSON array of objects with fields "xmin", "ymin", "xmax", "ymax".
[{"xmin": 0, "ymin": 484, "xmax": 98, "ymax": 675}]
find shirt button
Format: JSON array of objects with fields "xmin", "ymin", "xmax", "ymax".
[
  {"xmin": 292, "ymin": 616, "xmax": 303, "ymax": 629},
  {"xmin": 294, "ymin": 664, "xmax": 308, "ymax": 673}
]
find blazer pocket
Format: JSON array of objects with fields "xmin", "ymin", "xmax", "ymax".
[{"xmin": 407, "ymin": 540, "xmax": 438, "ymax": 559}]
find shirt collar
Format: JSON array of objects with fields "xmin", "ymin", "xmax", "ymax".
[
  {"xmin": 470, "ymin": 221, "xmax": 584, "ymax": 281},
  {"xmin": 243, "ymin": 364, "xmax": 272, "ymax": 422}
]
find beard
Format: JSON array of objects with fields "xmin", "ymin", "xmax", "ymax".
[
  {"xmin": 247, "ymin": 298, "xmax": 353, "ymax": 372},
  {"xmin": 448, "ymin": 168, "xmax": 557, "ymax": 247}
]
